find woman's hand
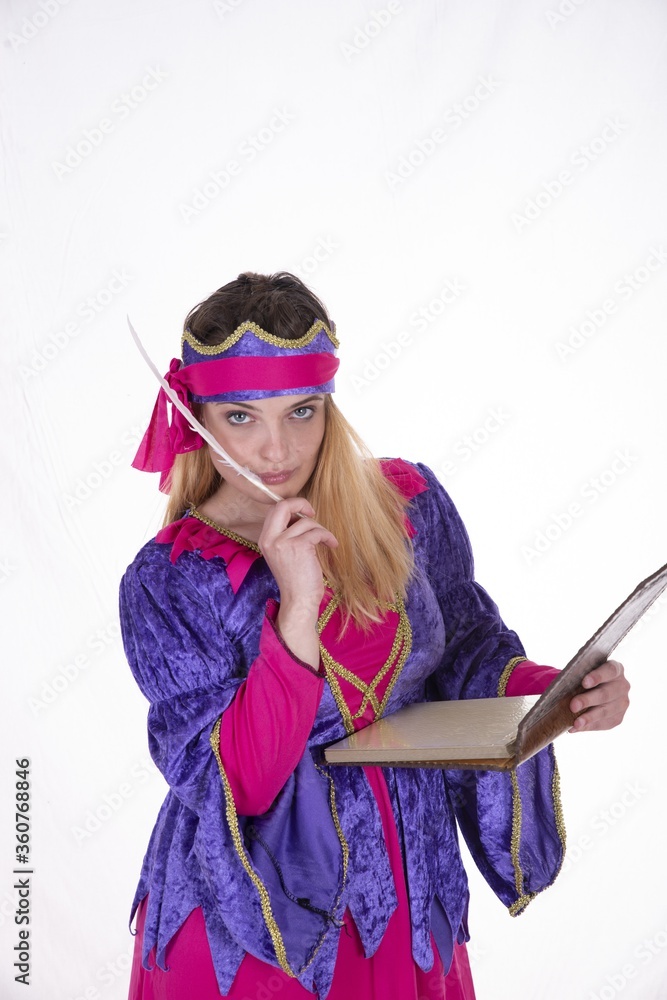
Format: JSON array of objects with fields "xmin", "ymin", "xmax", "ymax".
[
  {"xmin": 258, "ymin": 497, "xmax": 338, "ymax": 668},
  {"xmin": 568, "ymin": 659, "xmax": 630, "ymax": 732}
]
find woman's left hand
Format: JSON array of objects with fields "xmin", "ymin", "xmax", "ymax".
[{"xmin": 569, "ymin": 659, "xmax": 630, "ymax": 732}]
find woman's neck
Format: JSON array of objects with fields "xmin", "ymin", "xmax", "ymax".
[{"xmin": 195, "ymin": 486, "xmax": 268, "ymax": 543}]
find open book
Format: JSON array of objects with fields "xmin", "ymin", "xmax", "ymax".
[{"xmin": 324, "ymin": 561, "xmax": 667, "ymax": 771}]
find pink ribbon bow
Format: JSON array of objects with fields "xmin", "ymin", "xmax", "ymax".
[{"xmin": 132, "ymin": 359, "xmax": 204, "ymax": 488}]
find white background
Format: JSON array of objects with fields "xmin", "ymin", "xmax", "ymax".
[{"xmin": 2, "ymin": 1, "xmax": 667, "ymax": 998}]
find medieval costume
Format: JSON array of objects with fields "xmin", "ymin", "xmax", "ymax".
[{"xmin": 120, "ymin": 310, "xmax": 564, "ymax": 999}]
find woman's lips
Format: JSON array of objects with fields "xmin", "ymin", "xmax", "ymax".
[{"xmin": 258, "ymin": 470, "xmax": 294, "ymax": 485}]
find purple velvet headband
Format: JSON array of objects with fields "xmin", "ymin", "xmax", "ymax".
[{"xmin": 132, "ymin": 318, "xmax": 339, "ymax": 489}]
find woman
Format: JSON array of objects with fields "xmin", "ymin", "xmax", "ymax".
[{"xmin": 120, "ymin": 271, "xmax": 630, "ymax": 1000}]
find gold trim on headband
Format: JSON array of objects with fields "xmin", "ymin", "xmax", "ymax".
[{"xmin": 181, "ymin": 319, "xmax": 339, "ymax": 357}]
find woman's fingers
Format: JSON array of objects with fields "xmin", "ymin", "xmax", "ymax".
[
  {"xmin": 569, "ymin": 659, "xmax": 630, "ymax": 732},
  {"xmin": 260, "ymin": 498, "xmax": 338, "ymax": 550},
  {"xmin": 257, "ymin": 498, "xmax": 339, "ymax": 613},
  {"xmin": 261, "ymin": 496, "xmax": 316, "ymax": 529},
  {"xmin": 581, "ymin": 659, "xmax": 624, "ymax": 689},
  {"xmin": 271, "ymin": 517, "xmax": 339, "ymax": 549}
]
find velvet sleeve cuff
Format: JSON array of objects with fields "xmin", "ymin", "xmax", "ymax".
[
  {"xmin": 264, "ymin": 598, "xmax": 325, "ymax": 677},
  {"xmin": 502, "ymin": 658, "xmax": 561, "ymax": 697}
]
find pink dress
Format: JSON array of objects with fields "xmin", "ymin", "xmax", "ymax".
[{"xmin": 128, "ymin": 516, "xmax": 558, "ymax": 1000}]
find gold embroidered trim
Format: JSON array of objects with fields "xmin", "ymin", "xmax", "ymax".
[
  {"xmin": 549, "ymin": 745, "xmax": 567, "ymax": 875},
  {"xmin": 507, "ymin": 765, "xmax": 539, "ymax": 915},
  {"xmin": 317, "ymin": 592, "xmax": 413, "ymax": 736},
  {"xmin": 209, "ymin": 717, "xmax": 294, "ymax": 977},
  {"xmin": 209, "ymin": 717, "xmax": 350, "ymax": 977},
  {"xmin": 497, "ymin": 655, "xmax": 528, "ymax": 697},
  {"xmin": 507, "ymin": 748, "xmax": 567, "ymax": 918},
  {"xmin": 500, "ymin": 654, "xmax": 565, "ymax": 913},
  {"xmin": 509, "ymin": 769, "xmax": 525, "ymax": 898},
  {"xmin": 317, "ymin": 590, "xmax": 341, "ymax": 632},
  {"xmin": 182, "ymin": 319, "xmax": 339, "ymax": 357},
  {"xmin": 315, "ymin": 762, "xmax": 350, "ymax": 906},
  {"xmin": 508, "ymin": 891, "xmax": 538, "ymax": 917},
  {"xmin": 189, "ymin": 507, "xmax": 262, "ymax": 553}
]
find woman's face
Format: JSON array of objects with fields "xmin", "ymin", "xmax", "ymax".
[{"xmin": 201, "ymin": 392, "xmax": 327, "ymax": 520}]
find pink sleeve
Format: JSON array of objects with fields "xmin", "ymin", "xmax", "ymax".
[
  {"xmin": 219, "ymin": 599, "xmax": 325, "ymax": 816},
  {"xmin": 504, "ymin": 659, "xmax": 560, "ymax": 697}
]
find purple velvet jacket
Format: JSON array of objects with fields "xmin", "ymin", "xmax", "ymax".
[{"xmin": 119, "ymin": 461, "xmax": 565, "ymax": 998}]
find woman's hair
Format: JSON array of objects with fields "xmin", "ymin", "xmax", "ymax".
[{"xmin": 164, "ymin": 271, "xmax": 415, "ymax": 627}]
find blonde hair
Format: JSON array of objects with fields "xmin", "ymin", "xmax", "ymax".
[{"xmin": 163, "ymin": 397, "xmax": 415, "ymax": 629}]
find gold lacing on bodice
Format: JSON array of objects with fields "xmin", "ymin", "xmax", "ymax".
[{"xmin": 317, "ymin": 590, "xmax": 412, "ymax": 736}]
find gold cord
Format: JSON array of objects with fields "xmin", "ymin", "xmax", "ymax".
[
  {"xmin": 317, "ymin": 591, "xmax": 413, "ymax": 735},
  {"xmin": 500, "ymin": 660, "xmax": 567, "ymax": 918},
  {"xmin": 189, "ymin": 507, "xmax": 262, "ymax": 553},
  {"xmin": 209, "ymin": 718, "xmax": 350, "ymax": 978},
  {"xmin": 497, "ymin": 655, "xmax": 528, "ymax": 697},
  {"xmin": 182, "ymin": 318, "xmax": 339, "ymax": 357}
]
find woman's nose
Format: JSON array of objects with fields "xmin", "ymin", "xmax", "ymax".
[{"xmin": 259, "ymin": 426, "xmax": 290, "ymax": 464}]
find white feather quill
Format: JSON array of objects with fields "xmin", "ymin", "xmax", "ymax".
[{"xmin": 127, "ymin": 315, "xmax": 284, "ymax": 503}]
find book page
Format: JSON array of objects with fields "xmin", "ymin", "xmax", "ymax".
[{"xmin": 325, "ymin": 696, "xmax": 539, "ymax": 763}]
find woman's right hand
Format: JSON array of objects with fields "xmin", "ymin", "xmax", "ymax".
[{"xmin": 258, "ymin": 497, "xmax": 338, "ymax": 668}]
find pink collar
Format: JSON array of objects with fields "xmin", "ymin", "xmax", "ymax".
[
  {"xmin": 155, "ymin": 458, "xmax": 427, "ymax": 593},
  {"xmin": 155, "ymin": 517, "xmax": 262, "ymax": 593}
]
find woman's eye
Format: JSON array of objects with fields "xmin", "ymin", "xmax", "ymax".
[
  {"xmin": 226, "ymin": 412, "xmax": 251, "ymax": 425},
  {"xmin": 292, "ymin": 406, "xmax": 314, "ymax": 419}
]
